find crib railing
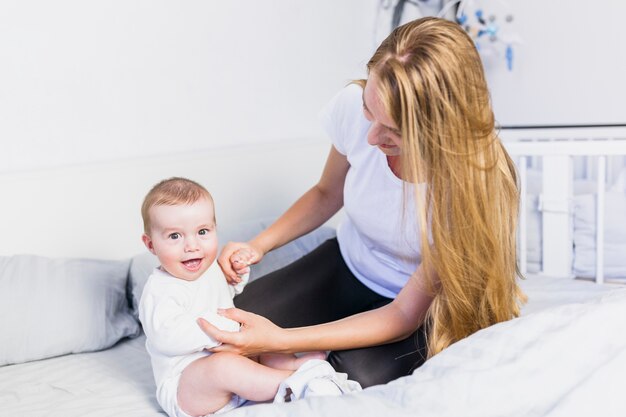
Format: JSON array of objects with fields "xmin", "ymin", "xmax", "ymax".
[{"xmin": 501, "ymin": 126, "xmax": 626, "ymax": 284}]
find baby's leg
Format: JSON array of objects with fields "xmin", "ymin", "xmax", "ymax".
[
  {"xmin": 259, "ymin": 352, "xmax": 327, "ymax": 371},
  {"xmin": 177, "ymin": 352, "xmax": 293, "ymax": 416}
]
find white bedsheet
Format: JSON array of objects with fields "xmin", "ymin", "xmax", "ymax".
[
  {"xmin": 0, "ymin": 335, "xmax": 164, "ymax": 417},
  {"xmin": 230, "ymin": 285, "xmax": 626, "ymax": 417},
  {"xmin": 0, "ymin": 275, "xmax": 622, "ymax": 417}
]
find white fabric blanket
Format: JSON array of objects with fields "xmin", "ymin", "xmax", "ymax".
[{"xmin": 230, "ymin": 288, "xmax": 626, "ymax": 417}]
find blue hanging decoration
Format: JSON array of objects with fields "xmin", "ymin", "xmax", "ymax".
[
  {"xmin": 438, "ymin": 0, "xmax": 521, "ymax": 71},
  {"xmin": 505, "ymin": 44, "xmax": 513, "ymax": 71}
]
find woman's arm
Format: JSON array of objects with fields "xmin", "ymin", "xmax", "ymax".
[
  {"xmin": 198, "ymin": 266, "xmax": 433, "ymax": 355},
  {"xmin": 219, "ymin": 145, "xmax": 350, "ymax": 281}
]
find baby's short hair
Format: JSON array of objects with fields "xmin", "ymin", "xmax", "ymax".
[{"xmin": 141, "ymin": 177, "xmax": 214, "ymax": 234}]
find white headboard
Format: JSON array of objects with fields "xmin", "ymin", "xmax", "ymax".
[{"xmin": 0, "ymin": 140, "xmax": 332, "ymax": 260}]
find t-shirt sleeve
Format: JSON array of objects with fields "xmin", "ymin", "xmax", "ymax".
[{"xmin": 318, "ymin": 83, "xmax": 366, "ymax": 156}]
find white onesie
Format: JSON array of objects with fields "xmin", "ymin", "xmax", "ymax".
[{"xmin": 138, "ymin": 261, "xmax": 246, "ymax": 416}]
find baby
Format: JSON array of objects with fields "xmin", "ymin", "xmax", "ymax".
[{"xmin": 138, "ymin": 177, "xmax": 359, "ymax": 417}]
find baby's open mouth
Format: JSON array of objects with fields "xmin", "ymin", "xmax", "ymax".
[{"xmin": 182, "ymin": 258, "xmax": 203, "ymax": 270}]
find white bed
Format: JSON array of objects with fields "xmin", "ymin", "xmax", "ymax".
[
  {"xmin": 1, "ymin": 139, "xmax": 625, "ymax": 417},
  {"xmin": 0, "ymin": 335, "xmax": 159, "ymax": 417},
  {"xmin": 1, "ymin": 275, "xmax": 621, "ymax": 417}
]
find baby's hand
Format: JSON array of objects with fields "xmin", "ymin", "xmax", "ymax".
[
  {"xmin": 230, "ymin": 248, "xmax": 254, "ymax": 276},
  {"xmin": 218, "ymin": 242, "xmax": 263, "ymax": 285}
]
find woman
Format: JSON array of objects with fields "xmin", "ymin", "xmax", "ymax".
[{"xmin": 200, "ymin": 17, "xmax": 526, "ymax": 388}]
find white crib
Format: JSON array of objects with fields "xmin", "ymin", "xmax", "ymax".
[{"xmin": 501, "ymin": 126, "xmax": 626, "ymax": 284}]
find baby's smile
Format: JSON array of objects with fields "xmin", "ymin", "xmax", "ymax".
[{"xmin": 181, "ymin": 258, "xmax": 203, "ymax": 271}]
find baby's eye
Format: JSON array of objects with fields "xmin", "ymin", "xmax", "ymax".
[
  {"xmin": 169, "ymin": 233, "xmax": 181, "ymax": 240},
  {"xmin": 198, "ymin": 228, "xmax": 210, "ymax": 236}
]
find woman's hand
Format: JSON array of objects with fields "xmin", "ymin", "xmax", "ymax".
[
  {"xmin": 218, "ymin": 242, "xmax": 263, "ymax": 285},
  {"xmin": 196, "ymin": 308, "xmax": 286, "ymax": 356}
]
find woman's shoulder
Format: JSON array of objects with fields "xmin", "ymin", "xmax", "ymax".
[
  {"xmin": 319, "ymin": 83, "xmax": 370, "ymax": 156},
  {"xmin": 320, "ymin": 83, "xmax": 363, "ymax": 123},
  {"xmin": 329, "ymin": 83, "xmax": 363, "ymax": 108}
]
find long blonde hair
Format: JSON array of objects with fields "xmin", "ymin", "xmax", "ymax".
[{"xmin": 362, "ymin": 17, "xmax": 525, "ymax": 357}]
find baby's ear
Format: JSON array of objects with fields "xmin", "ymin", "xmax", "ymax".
[{"xmin": 142, "ymin": 234, "xmax": 156, "ymax": 255}]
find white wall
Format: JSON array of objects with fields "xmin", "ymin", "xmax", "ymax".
[
  {"xmin": 0, "ymin": 140, "xmax": 332, "ymax": 259},
  {"xmin": 483, "ymin": 0, "xmax": 626, "ymax": 127},
  {"xmin": 0, "ymin": 1, "xmax": 376, "ymax": 173}
]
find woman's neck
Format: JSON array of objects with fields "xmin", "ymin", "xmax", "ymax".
[{"xmin": 387, "ymin": 155, "xmax": 404, "ymax": 180}]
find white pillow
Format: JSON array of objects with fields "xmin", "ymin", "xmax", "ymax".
[
  {"xmin": 0, "ymin": 255, "xmax": 140, "ymax": 366},
  {"xmin": 522, "ymin": 168, "xmax": 624, "ymax": 275},
  {"xmin": 573, "ymin": 191, "xmax": 626, "ymax": 278},
  {"xmin": 252, "ymin": 229, "xmax": 337, "ymax": 280}
]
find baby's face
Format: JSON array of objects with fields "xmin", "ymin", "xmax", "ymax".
[{"xmin": 145, "ymin": 198, "xmax": 218, "ymax": 281}]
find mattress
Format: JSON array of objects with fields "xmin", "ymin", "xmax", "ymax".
[{"xmin": 0, "ymin": 274, "xmax": 620, "ymax": 417}]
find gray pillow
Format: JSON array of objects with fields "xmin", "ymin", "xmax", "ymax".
[
  {"xmin": 0, "ymin": 255, "xmax": 140, "ymax": 366},
  {"xmin": 128, "ymin": 251, "xmax": 159, "ymax": 320},
  {"xmin": 128, "ymin": 222, "xmax": 336, "ymax": 319},
  {"xmin": 249, "ymin": 224, "xmax": 336, "ymax": 280}
]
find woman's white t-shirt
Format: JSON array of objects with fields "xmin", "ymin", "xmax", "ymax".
[{"xmin": 319, "ymin": 84, "xmax": 425, "ymax": 299}]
